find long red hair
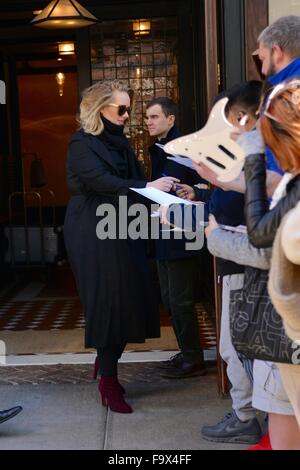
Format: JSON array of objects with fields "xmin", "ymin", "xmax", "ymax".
[{"xmin": 260, "ymin": 83, "xmax": 300, "ymax": 173}]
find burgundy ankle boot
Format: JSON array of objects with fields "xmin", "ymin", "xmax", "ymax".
[
  {"xmin": 98, "ymin": 376, "xmax": 132, "ymax": 413},
  {"xmin": 93, "ymin": 357, "xmax": 126, "ymax": 394}
]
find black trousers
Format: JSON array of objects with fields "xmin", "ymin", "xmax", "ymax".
[
  {"xmin": 157, "ymin": 256, "xmax": 203, "ymax": 364},
  {"xmin": 97, "ymin": 343, "xmax": 126, "ymax": 376}
]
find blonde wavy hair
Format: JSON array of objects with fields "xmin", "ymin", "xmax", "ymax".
[{"xmin": 78, "ymin": 80, "xmax": 132, "ymax": 136}]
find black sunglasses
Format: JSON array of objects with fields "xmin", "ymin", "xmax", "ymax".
[{"xmin": 108, "ymin": 103, "xmax": 131, "ymax": 116}]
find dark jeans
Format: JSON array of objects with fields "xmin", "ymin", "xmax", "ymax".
[
  {"xmin": 157, "ymin": 256, "xmax": 203, "ymax": 364},
  {"xmin": 97, "ymin": 343, "xmax": 126, "ymax": 376}
]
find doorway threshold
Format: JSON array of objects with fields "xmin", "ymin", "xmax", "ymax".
[{"xmin": 2, "ymin": 349, "xmax": 216, "ymax": 366}]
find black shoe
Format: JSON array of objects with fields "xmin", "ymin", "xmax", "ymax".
[
  {"xmin": 160, "ymin": 361, "xmax": 206, "ymax": 378},
  {"xmin": 157, "ymin": 352, "xmax": 184, "ymax": 370},
  {"xmin": 0, "ymin": 406, "xmax": 23, "ymax": 425},
  {"xmin": 201, "ymin": 411, "xmax": 262, "ymax": 444}
]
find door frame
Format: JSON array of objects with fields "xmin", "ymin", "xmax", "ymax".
[{"xmin": 77, "ymin": 0, "xmax": 207, "ymax": 135}]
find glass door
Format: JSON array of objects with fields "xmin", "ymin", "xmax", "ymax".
[{"xmin": 90, "ymin": 18, "xmax": 179, "ymax": 177}]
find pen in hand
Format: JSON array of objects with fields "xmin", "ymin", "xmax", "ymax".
[{"xmin": 161, "ymin": 173, "xmax": 181, "ymax": 191}]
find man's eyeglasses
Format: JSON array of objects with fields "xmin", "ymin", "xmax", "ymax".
[{"xmin": 108, "ymin": 104, "xmax": 131, "ymax": 116}]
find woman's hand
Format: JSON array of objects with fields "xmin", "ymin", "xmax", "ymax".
[
  {"xmin": 147, "ymin": 177, "xmax": 180, "ymax": 192},
  {"xmin": 175, "ymin": 184, "xmax": 196, "ymax": 200},
  {"xmin": 205, "ymin": 214, "xmax": 219, "ymax": 238}
]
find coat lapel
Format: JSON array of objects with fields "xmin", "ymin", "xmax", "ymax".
[{"xmin": 88, "ymin": 134, "xmax": 121, "ymax": 174}]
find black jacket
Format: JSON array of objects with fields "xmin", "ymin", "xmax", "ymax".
[
  {"xmin": 244, "ymin": 153, "xmax": 300, "ymax": 248},
  {"xmin": 149, "ymin": 126, "xmax": 208, "ymax": 261},
  {"xmin": 150, "ymin": 126, "xmax": 204, "ymax": 185},
  {"xmin": 67, "ymin": 129, "xmax": 146, "ymax": 197}
]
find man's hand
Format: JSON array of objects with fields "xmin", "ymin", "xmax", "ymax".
[
  {"xmin": 205, "ymin": 214, "xmax": 219, "ymax": 238},
  {"xmin": 175, "ymin": 184, "xmax": 196, "ymax": 200},
  {"xmin": 147, "ymin": 177, "xmax": 180, "ymax": 192},
  {"xmin": 193, "ymin": 162, "xmax": 220, "ymax": 187},
  {"xmin": 193, "ymin": 160, "xmax": 247, "ymax": 193}
]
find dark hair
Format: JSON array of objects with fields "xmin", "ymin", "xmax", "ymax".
[
  {"xmin": 212, "ymin": 89, "xmax": 230, "ymax": 106},
  {"xmin": 226, "ymin": 80, "xmax": 263, "ymax": 117},
  {"xmin": 213, "ymin": 81, "xmax": 263, "ymax": 117},
  {"xmin": 146, "ymin": 97, "xmax": 178, "ymax": 119}
]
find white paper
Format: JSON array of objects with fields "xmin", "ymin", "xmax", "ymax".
[
  {"xmin": 198, "ymin": 222, "xmax": 247, "ymax": 234},
  {"xmin": 150, "ymin": 211, "xmax": 160, "ymax": 218},
  {"xmin": 167, "ymin": 156, "xmax": 195, "ymax": 169},
  {"xmin": 161, "ymin": 227, "xmax": 192, "ymax": 233},
  {"xmin": 130, "ymin": 187, "xmax": 196, "ymax": 206},
  {"xmin": 155, "ymin": 143, "xmax": 195, "ymax": 170},
  {"xmin": 220, "ymin": 224, "xmax": 247, "ymax": 234},
  {"xmin": 155, "ymin": 143, "xmax": 166, "ymax": 151}
]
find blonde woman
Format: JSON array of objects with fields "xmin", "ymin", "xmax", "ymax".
[{"xmin": 64, "ymin": 80, "xmax": 178, "ymax": 413}]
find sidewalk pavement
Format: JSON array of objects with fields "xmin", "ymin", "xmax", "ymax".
[{"xmin": 0, "ymin": 363, "xmax": 245, "ymax": 450}]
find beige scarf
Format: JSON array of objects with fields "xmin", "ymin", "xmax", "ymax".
[{"xmin": 268, "ymin": 213, "xmax": 300, "ymax": 343}]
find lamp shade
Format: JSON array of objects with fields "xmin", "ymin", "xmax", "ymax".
[
  {"xmin": 31, "ymin": 0, "xmax": 99, "ymax": 29},
  {"xmin": 58, "ymin": 42, "xmax": 75, "ymax": 55},
  {"xmin": 133, "ymin": 20, "xmax": 151, "ymax": 36}
]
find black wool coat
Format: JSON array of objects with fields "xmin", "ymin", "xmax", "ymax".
[{"xmin": 64, "ymin": 129, "xmax": 160, "ymax": 348}]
